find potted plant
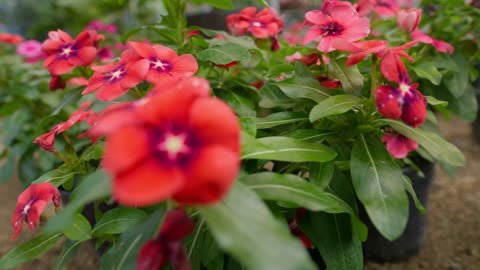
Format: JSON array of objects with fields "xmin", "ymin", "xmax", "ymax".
[{"xmin": 0, "ymin": 0, "xmax": 475, "ymax": 270}]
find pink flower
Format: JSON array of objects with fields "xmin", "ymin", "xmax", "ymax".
[
  {"xmin": 303, "ymin": 0, "xmax": 370, "ymax": 53},
  {"xmin": 411, "ymin": 30, "xmax": 454, "ymax": 54},
  {"xmin": 86, "ymin": 20, "xmax": 117, "ymax": 34},
  {"xmin": 16, "ymin": 40, "xmax": 46, "ymax": 63},
  {"xmin": 285, "ymin": 52, "xmax": 320, "ymax": 66},
  {"xmin": 283, "ymin": 23, "xmax": 305, "ymax": 46},
  {"xmin": 356, "ymin": 0, "xmax": 400, "ymax": 17},
  {"xmin": 375, "ymin": 82, "xmax": 427, "ymax": 127},
  {"xmin": 382, "ymin": 133, "xmax": 418, "ymax": 158},
  {"xmin": 11, "ymin": 183, "xmax": 60, "ymax": 240},
  {"xmin": 226, "ymin": 7, "xmax": 284, "ymax": 39},
  {"xmin": 397, "ymin": 8, "xmax": 422, "ymax": 32}
]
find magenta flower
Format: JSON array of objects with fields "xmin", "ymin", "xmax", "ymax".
[
  {"xmin": 303, "ymin": 0, "xmax": 370, "ymax": 53},
  {"xmin": 382, "ymin": 133, "xmax": 418, "ymax": 158},
  {"xmin": 16, "ymin": 40, "xmax": 46, "ymax": 63},
  {"xmin": 411, "ymin": 30, "xmax": 454, "ymax": 54}
]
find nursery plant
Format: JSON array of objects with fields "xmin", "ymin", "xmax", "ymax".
[{"xmin": 0, "ymin": 0, "xmax": 478, "ymax": 269}]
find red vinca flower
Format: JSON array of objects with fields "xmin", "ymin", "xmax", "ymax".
[
  {"xmin": 375, "ymin": 82, "xmax": 427, "ymax": 127},
  {"xmin": 42, "ymin": 29, "xmax": 103, "ymax": 75},
  {"xmin": 356, "ymin": 0, "xmax": 400, "ymax": 17},
  {"xmin": 82, "ymin": 50, "xmax": 149, "ymax": 101},
  {"xmin": 11, "ymin": 182, "xmax": 60, "ymax": 240},
  {"xmin": 91, "ymin": 77, "xmax": 240, "ymax": 206},
  {"xmin": 33, "ymin": 101, "xmax": 94, "ymax": 152},
  {"xmin": 0, "ymin": 32, "xmax": 23, "ymax": 44},
  {"xmin": 411, "ymin": 30, "xmax": 454, "ymax": 54},
  {"xmin": 128, "ymin": 41, "xmax": 198, "ymax": 85},
  {"xmin": 226, "ymin": 7, "xmax": 284, "ymax": 39},
  {"xmin": 382, "ymin": 133, "xmax": 418, "ymax": 159},
  {"xmin": 137, "ymin": 209, "xmax": 194, "ymax": 270},
  {"xmin": 303, "ymin": 0, "xmax": 370, "ymax": 53}
]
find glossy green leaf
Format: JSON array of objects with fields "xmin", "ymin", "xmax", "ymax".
[
  {"xmin": 259, "ymin": 84, "xmax": 297, "ymax": 109},
  {"xmin": 242, "ymin": 172, "xmax": 346, "ymax": 213},
  {"xmin": 196, "ymin": 43, "xmax": 250, "ymax": 65},
  {"xmin": 328, "ymin": 58, "xmax": 364, "ymax": 93},
  {"xmin": 63, "ymin": 214, "xmax": 92, "ymax": 241},
  {"xmin": 285, "ymin": 129, "xmax": 335, "ymax": 143},
  {"xmin": 301, "ymin": 212, "xmax": 363, "ymax": 270},
  {"xmin": 32, "ymin": 164, "xmax": 79, "ymax": 187},
  {"xmin": 198, "ymin": 182, "xmax": 316, "ymax": 270},
  {"xmin": 403, "ymin": 176, "xmax": 426, "ymax": 214},
  {"xmin": 425, "ymin": 96, "xmax": 448, "ymax": 107},
  {"xmin": 92, "ymin": 208, "xmax": 148, "ymax": 237},
  {"xmin": 412, "ymin": 62, "xmax": 442, "ymax": 85},
  {"xmin": 255, "ymin": 112, "xmax": 308, "ymax": 129},
  {"xmin": 54, "ymin": 240, "xmax": 83, "ymax": 270},
  {"xmin": 309, "ymin": 95, "xmax": 364, "ymax": 122},
  {"xmin": 273, "ymin": 63, "xmax": 335, "ymax": 104},
  {"xmin": 351, "ymin": 134, "xmax": 409, "ymax": 240},
  {"xmin": 378, "ymin": 119, "xmax": 465, "ymax": 166},
  {"xmin": 309, "ymin": 161, "xmax": 334, "ymax": 189},
  {"xmin": 101, "ymin": 208, "xmax": 165, "ymax": 270},
  {"xmin": 44, "ymin": 170, "xmax": 111, "ymax": 234},
  {"xmin": 0, "ymin": 233, "xmax": 63, "ymax": 269},
  {"xmin": 242, "ymin": 136, "xmax": 337, "ymax": 162},
  {"xmin": 215, "ymin": 89, "xmax": 256, "ymax": 117},
  {"xmin": 80, "ymin": 143, "xmax": 104, "ymax": 161},
  {"xmin": 51, "ymin": 88, "xmax": 83, "ymax": 116}
]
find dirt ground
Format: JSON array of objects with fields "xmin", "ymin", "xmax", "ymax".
[{"xmin": 0, "ymin": 117, "xmax": 479, "ymax": 270}]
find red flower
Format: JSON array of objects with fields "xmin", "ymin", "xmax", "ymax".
[
  {"xmin": 42, "ymin": 29, "xmax": 103, "ymax": 75},
  {"xmin": 411, "ymin": 30, "xmax": 454, "ymax": 54},
  {"xmin": 356, "ymin": 0, "xmax": 400, "ymax": 17},
  {"xmin": 382, "ymin": 133, "xmax": 418, "ymax": 158},
  {"xmin": 0, "ymin": 33, "xmax": 23, "ymax": 44},
  {"xmin": 49, "ymin": 75, "xmax": 66, "ymax": 91},
  {"xmin": 82, "ymin": 50, "xmax": 149, "ymax": 101},
  {"xmin": 286, "ymin": 52, "xmax": 320, "ymax": 66},
  {"xmin": 303, "ymin": 0, "xmax": 370, "ymax": 53},
  {"xmin": 128, "ymin": 41, "xmax": 198, "ymax": 85},
  {"xmin": 317, "ymin": 75, "xmax": 342, "ymax": 89},
  {"xmin": 375, "ymin": 83, "xmax": 427, "ymax": 127},
  {"xmin": 92, "ymin": 77, "xmax": 240, "ymax": 206},
  {"xmin": 226, "ymin": 7, "xmax": 284, "ymax": 39},
  {"xmin": 137, "ymin": 209, "xmax": 194, "ymax": 270},
  {"xmin": 33, "ymin": 101, "xmax": 94, "ymax": 152},
  {"xmin": 85, "ymin": 20, "xmax": 117, "ymax": 34},
  {"xmin": 11, "ymin": 182, "xmax": 60, "ymax": 240},
  {"xmin": 397, "ymin": 8, "xmax": 422, "ymax": 33},
  {"xmin": 66, "ymin": 77, "xmax": 89, "ymax": 87}
]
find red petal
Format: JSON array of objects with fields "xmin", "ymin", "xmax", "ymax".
[
  {"xmin": 103, "ymin": 126, "xmax": 153, "ymax": 175},
  {"xmin": 375, "ymin": 85, "xmax": 402, "ymax": 119},
  {"xmin": 173, "ymin": 146, "xmax": 239, "ymax": 205},
  {"xmin": 120, "ymin": 59, "xmax": 149, "ymax": 89},
  {"xmin": 67, "ymin": 46, "xmax": 97, "ymax": 66},
  {"xmin": 128, "ymin": 41, "xmax": 157, "ymax": 59},
  {"xmin": 113, "ymin": 158, "xmax": 184, "ymax": 207},
  {"xmin": 95, "ymin": 82, "xmax": 128, "ymax": 101},
  {"xmin": 26, "ymin": 200, "xmax": 48, "ymax": 229},
  {"xmin": 189, "ymin": 98, "xmax": 240, "ymax": 153},
  {"xmin": 380, "ymin": 52, "xmax": 410, "ymax": 84},
  {"xmin": 152, "ymin": 44, "xmax": 178, "ymax": 60},
  {"xmin": 401, "ymin": 89, "xmax": 427, "ymax": 127},
  {"xmin": 137, "ymin": 240, "xmax": 167, "ymax": 270},
  {"xmin": 170, "ymin": 54, "xmax": 198, "ymax": 78},
  {"xmin": 47, "ymin": 58, "xmax": 74, "ymax": 76},
  {"xmin": 82, "ymin": 73, "xmax": 105, "ymax": 94},
  {"xmin": 160, "ymin": 209, "xmax": 195, "ymax": 241}
]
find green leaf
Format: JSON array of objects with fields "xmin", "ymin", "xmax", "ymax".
[
  {"xmin": 255, "ymin": 112, "xmax": 308, "ymax": 129},
  {"xmin": 351, "ymin": 134, "xmax": 409, "ymax": 240},
  {"xmin": 412, "ymin": 62, "xmax": 442, "ymax": 85},
  {"xmin": 259, "ymin": 84, "xmax": 297, "ymax": 109},
  {"xmin": 54, "ymin": 240, "xmax": 83, "ymax": 270},
  {"xmin": 190, "ymin": 0, "xmax": 233, "ymax": 9},
  {"xmin": 242, "ymin": 172, "xmax": 346, "ymax": 214},
  {"xmin": 215, "ymin": 89, "xmax": 256, "ymax": 117},
  {"xmin": 309, "ymin": 161, "xmax": 334, "ymax": 189},
  {"xmin": 403, "ymin": 176, "xmax": 426, "ymax": 214},
  {"xmin": 328, "ymin": 58, "xmax": 364, "ymax": 94},
  {"xmin": 32, "ymin": 164, "xmax": 79, "ymax": 187},
  {"xmin": 101, "ymin": 208, "xmax": 165, "ymax": 270},
  {"xmin": 378, "ymin": 119, "xmax": 465, "ymax": 166},
  {"xmin": 51, "ymin": 88, "xmax": 83, "ymax": 116},
  {"xmin": 285, "ymin": 129, "xmax": 335, "ymax": 143},
  {"xmin": 0, "ymin": 154, "xmax": 15, "ymax": 183},
  {"xmin": 425, "ymin": 95, "xmax": 448, "ymax": 107},
  {"xmin": 309, "ymin": 95, "xmax": 364, "ymax": 122},
  {"xmin": 242, "ymin": 135, "xmax": 337, "ymax": 162},
  {"xmin": 44, "ymin": 170, "xmax": 111, "ymax": 234},
  {"xmin": 80, "ymin": 143, "xmax": 104, "ymax": 161},
  {"xmin": 273, "ymin": 63, "xmax": 335, "ymax": 104},
  {"xmin": 301, "ymin": 212, "xmax": 363, "ymax": 270},
  {"xmin": 196, "ymin": 43, "xmax": 251, "ymax": 65},
  {"xmin": 92, "ymin": 208, "xmax": 148, "ymax": 237},
  {"xmin": 63, "ymin": 214, "xmax": 92, "ymax": 241},
  {"xmin": 0, "ymin": 233, "xmax": 63, "ymax": 269},
  {"xmin": 198, "ymin": 182, "xmax": 316, "ymax": 270}
]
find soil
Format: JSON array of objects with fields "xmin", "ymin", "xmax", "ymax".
[{"xmin": 0, "ymin": 117, "xmax": 479, "ymax": 270}]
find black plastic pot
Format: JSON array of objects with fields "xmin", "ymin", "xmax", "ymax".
[
  {"xmin": 361, "ymin": 158, "xmax": 435, "ymax": 262},
  {"xmin": 472, "ymin": 88, "xmax": 480, "ymax": 143}
]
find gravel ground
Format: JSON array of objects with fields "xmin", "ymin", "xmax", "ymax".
[{"xmin": 0, "ymin": 117, "xmax": 479, "ymax": 269}]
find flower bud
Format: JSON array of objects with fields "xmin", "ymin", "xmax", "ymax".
[{"xmin": 397, "ymin": 8, "xmax": 422, "ymax": 32}]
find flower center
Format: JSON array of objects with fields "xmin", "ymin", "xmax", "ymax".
[
  {"xmin": 23, "ymin": 203, "xmax": 31, "ymax": 214},
  {"xmin": 107, "ymin": 66, "xmax": 126, "ymax": 81},
  {"xmin": 251, "ymin": 21, "xmax": 264, "ymax": 28},
  {"xmin": 321, "ymin": 22, "xmax": 345, "ymax": 37},
  {"xmin": 150, "ymin": 58, "xmax": 172, "ymax": 72},
  {"xmin": 60, "ymin": 45, "xmax": 75, "ymax": 57},
  {"xmin": 157, "ymin": 133, "xmax": 190, "ymax": 161},
  {"xmin": 399, "ymin": 83, "xmax": 410, "ymax": 93}
]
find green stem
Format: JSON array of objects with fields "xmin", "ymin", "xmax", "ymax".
[
  {"xmin": 53, "ymin": 150, "xmax": 74, "ymax": 165},
  {"xmin": 370, "ymin": 54, "xmax": 378, "ymax": 102}
]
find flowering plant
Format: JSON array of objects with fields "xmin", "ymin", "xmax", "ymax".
[{"xmin": 0, "ymin": 0, "xmax": 478, "ymax": 269}]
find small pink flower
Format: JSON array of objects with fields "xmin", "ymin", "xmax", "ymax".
[
  {"xmin": 226, "ymin": 7, "xmax": 284, "ymax": 39},
  {"xmin": 16, "ymin": 40, "xmax": 46, "ymax": 63},
  {"xmin": 303, "ymin": 0, "xmax": 370, "ymax": 53},
  {"xmin": 382, "ymin": 133, "xmax": 418, "ymax": 158},
  {"xmin": 86, "ymin": 20, "xmax": 117, "ymax": 34},
  {"xmin": 411, "ymin": 30, "xmax": 454, "ymax": 54},
  {"xmin": 397, "ymin": 8, "xmax": 422, "ymax": 32},
  {"xmin": 356, "ymin": 0, "xmax": 400, "ymax": 17}
]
